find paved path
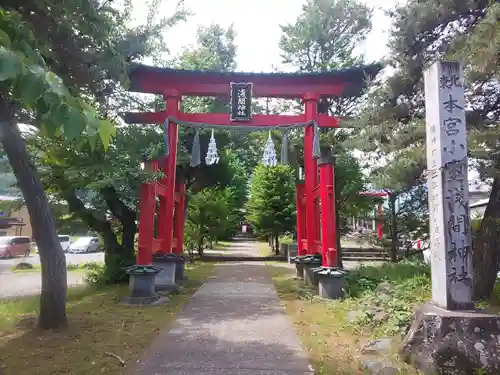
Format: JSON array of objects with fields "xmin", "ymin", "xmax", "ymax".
[{"xmin": 134, "ymin": 240, "xmax": 313, "ymax": 375}]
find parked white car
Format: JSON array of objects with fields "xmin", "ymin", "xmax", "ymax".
[
  {"xmin": 31, "ymin": 234, "xmax": 72, "ymax": 253},
  {"xmin": 68, "ymin": 237, "xmax": 100, "ymax": 253},
  {"xmin": 58, "ymin": 235, "xmax": 71, "ymax": 252}
]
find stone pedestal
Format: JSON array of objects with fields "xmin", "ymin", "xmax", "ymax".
[
  {"xmin": 303, "ymin": 262, "xmax": 322, "ymax": 286},
  {"xmin": 152, "ymin": 254, "xmax": 179, "ymax": 293},
  {"xmin": 317, "ymin": 268, "xmax": 347, "ymax": 299},
  {"xmin": 121, "ymin": 265, "xmax": 163, "ymax": 305},
  {"xmin": 402, "ymin": 303, "xmax": 500, "ymax": 375},
  {"xmin": 174, "ymin": 256, "xmax": 187, "ymax": 282},
  {"xmin": 288, "ymin": 244, "xmax": 298, "ymax": 264},
  {"xmin": 279, "ymin": 243, "xmax": 289, "ymax": 257},
  {"xmin": 292, "ymin": 254, "xmax": 322, "ymax": 281},
  {"xmin": 295, "ymin": 262, "xmax": 305, "ymax": 279}
]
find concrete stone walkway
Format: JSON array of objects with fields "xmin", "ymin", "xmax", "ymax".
[{"xmin": 134, "ymin": 240, "xmax": 313, "ymax": 375}]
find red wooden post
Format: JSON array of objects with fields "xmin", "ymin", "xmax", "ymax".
[
  {"xmin": 318, "ymin": 154, "xmax": 337, "ymax": 268},
  {"xmin": 377, "ymin": 203, "xmax": 383, "ymax": 240},
  {"xmin": 161, "ymin": 92, "xmax": 180, "ymax": 253},
  {"xmin": 295, "ymin": 182, "xmax": 306, "ymax": 256},
  {"xmin": 173, "ymin": 183, "xmax": 186, "ymax": 254},
  {"xmin": 156, "ymin": 178, "xmax": 168, "ymax": 250},
  {"xmin": 136, "ymin": 160, "xmax": 157, "ymax": 265},
  {"xmin": 303, "ymin": 92, "xmax": 320, "ymax": 255}
]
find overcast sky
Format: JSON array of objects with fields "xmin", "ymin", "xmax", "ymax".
[{"xmin": 132, "ymin": 0, "xmax": 402, "ymax": 70}]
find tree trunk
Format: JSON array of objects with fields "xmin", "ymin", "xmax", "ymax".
[
  {"xmin": 0, "ymin": 93, "xmax": 67, "ymax": 329},
  {"xmin": 102, "ymin": 188, "xmax": 137, "ymax": 283},
  {"xmin": 66, "ymin": 188, "xmax": 135, "ymax": 284},
  {"xmin": 472, "ymin": 176, "xmax": 500, "ymax": 300},
  {"xmin": 197, "ymin": 237, "xmax": 204, "ymax": 256},
  {"xmin": 390, "ymin": 194, "xmax": 398, "ymax": 263},
  {"xmin": 274, "ymin": 233, "xmax": 279, "ymax": 255}
]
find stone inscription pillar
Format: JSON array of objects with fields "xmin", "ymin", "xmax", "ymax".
[{"xmin": 424, "ymin": 61, "xmax": 474, "ymax": 310}]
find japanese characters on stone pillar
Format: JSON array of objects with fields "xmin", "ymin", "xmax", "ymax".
[{"xmin": 424, "ymin": 61, "xmax": 474, "ymax": 310}]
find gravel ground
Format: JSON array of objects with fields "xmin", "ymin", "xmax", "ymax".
[
  {"xmin": 0, "ymin": 252, "xmax": 102, "ymax": 299},
  {"xmin": 0, "ymin": 271, "xmax": 87, "ymax": 299}
]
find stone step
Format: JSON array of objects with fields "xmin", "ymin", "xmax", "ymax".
[
  {"xmin": 342, "ymin": 256, "xmax": 388, "ymax": 262},
  {"xmin": 342, "ymin": 247, "xmax": 384, "ymax": 253},
  {"xmin": 342, "ymin": 251, "xmax": 387, "ymax": 257}
]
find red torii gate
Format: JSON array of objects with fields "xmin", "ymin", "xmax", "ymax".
[
  {"xmin": 359, "ymin": 190, "xmax": 392, "ymax": 240},
  {"xmin": 124, "ymin": 63, "xmax": 382, "ymax": 269}
]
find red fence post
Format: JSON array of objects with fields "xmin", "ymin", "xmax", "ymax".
[
  {"xmin": 303, "ymin": 92, "xmax": 320, "ymax": 255},
  {"xmin": 161, "ymin": 92, "xmax": 180, "ymax": 254},
  {"xmin": 156, "ymin": 177, "xmax": 168, "ymax": 250},
  {"xmin": 136, "ymin": 161, "xmax": 158, "ymax": 265},
  {"xmin": 318, "ymin": 154, "xmax": 337, "ymax": 268},
  {"xmin": 173, "ymin": 183, "xmax": 186, "ymax": 254}
]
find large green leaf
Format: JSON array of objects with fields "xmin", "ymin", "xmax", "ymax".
[
  {"xmin": 40, "ymin": 110, "xmax": 60, "ymax": 136},
  {"xmin": 45, "ymin": 71, "xmax": 69, "ymax": 97},
  {"xmin": 51, "ymin": 102, "xmax": 70, "ymax": 126},
  {"xmin": 64, "ymin": 107, "xmax": 87, "ymax": 140},
  {"xmin": 0, "ymin": 46, "xmax": 21, "ymax": 81},
  {"xmin": 98, "ymin": 119, "xmax": 116, "ymax": 150},
  {"xmin": 43, "ymin": 90, "xmax": 61, "ymax": 108},
  {"xmin": 16, "ymin": 71, "xmax": 46, "ymax": 104},
  {"xmin": 0, "ymin": 29, "xmax": 11, "ymax": 48}
]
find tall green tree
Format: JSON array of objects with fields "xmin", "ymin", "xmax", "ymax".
[
  {"xmin": 0, "ymin": 6, "xmax": 116, "ymax": 329},
  {"xmin": 353, "ymin": 0, "xmax": 500, "ymax": 298},
  {"xmin": 280, "ymin": 0, "xmax": 372, "ymax": 116},
  {"xmin": 185, "ymin": 187, "xmax": 234, "ymax": 255},
  {"xmin": 0, "ymin": 0, "xmax": 185, "ymax": 329},
  {"xmin": 279, "ymin": 0, "xmax": 375, "ymax": 262},
  {"xmin": 247, "ymin": 165, "xmax": 296, "ymax": 252}
]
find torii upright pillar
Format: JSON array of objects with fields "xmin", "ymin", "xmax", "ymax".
[
  {"xmin": 159, "ymin": 91, "xmax": 180, "ymax": 254},
  {"xmin": 303, "ymin": 92, "xmax": 320, "ymax": 256},
  {"xmin": 295, "ymin": 182, "xmax": 306, "ymax": 256}
]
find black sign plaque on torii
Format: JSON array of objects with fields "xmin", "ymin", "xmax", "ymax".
[{"xmin": 230, "ymin": 82, "xmax": 253, "ymax": 122}]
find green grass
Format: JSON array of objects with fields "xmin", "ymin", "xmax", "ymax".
[
  {"xmin": 213, "ymin": 241, "xmax": 232, "ymax": 250},
  {"xmin": 0, "ymin": 262, "xmax": 215, "ymax": 375},
  {"xmin": 265, "ymin": 256, "xmax": 429, "ymax": 375},
  {"xmin": 266, "ymin": 255, "xmax": 500, "ymax": 375},
  {"xmin": 11, "ymin": 261, "xmax": 104, "ymax": 273}
]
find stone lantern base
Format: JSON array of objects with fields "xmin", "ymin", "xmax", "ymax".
[
  {"xmin": 401, "ymin": 302, "xmax": 500, "ymax": 375},
  {"xmin": 316, "ymin": 267, "xmax": 347, "ymax": 299},
  {"xmin": 152, "ymin": 253, "xmax": 180, "ymax": 293},
  {"xmin": 120, "ymin": 265, "xmax": 165, "ymax": 305},
  {"xmin": 303, "ymin": 262, "xmax": 322, "ymax": 286}
]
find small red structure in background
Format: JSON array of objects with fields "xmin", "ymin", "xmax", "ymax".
[
  {"xmin": 125, "ymin": 64, "xmax": 382, "ymax": 268},
  {"xmin": 358, "ymin": 190, "xmax": 392, "ymax": 241}
]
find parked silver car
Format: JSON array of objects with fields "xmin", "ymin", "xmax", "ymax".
[{"xmin": 68, "ymin": 237, "xmax": 100, "ymax": 253}]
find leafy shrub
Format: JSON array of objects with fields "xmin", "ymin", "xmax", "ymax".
[
  {"xmin": 344, "ymin": 261, "xmax": 431, "ymax": 335},
  {"xmin": 280, "ymin": 235, "xmax": 294, "ymax": 245},
  {"xmin": 344, "ymin": 260, "xmax": 430, "ymax": 298},
  {"xmin": 84, "ymin": 262, "xmax": 108, "ymax": 285}
]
